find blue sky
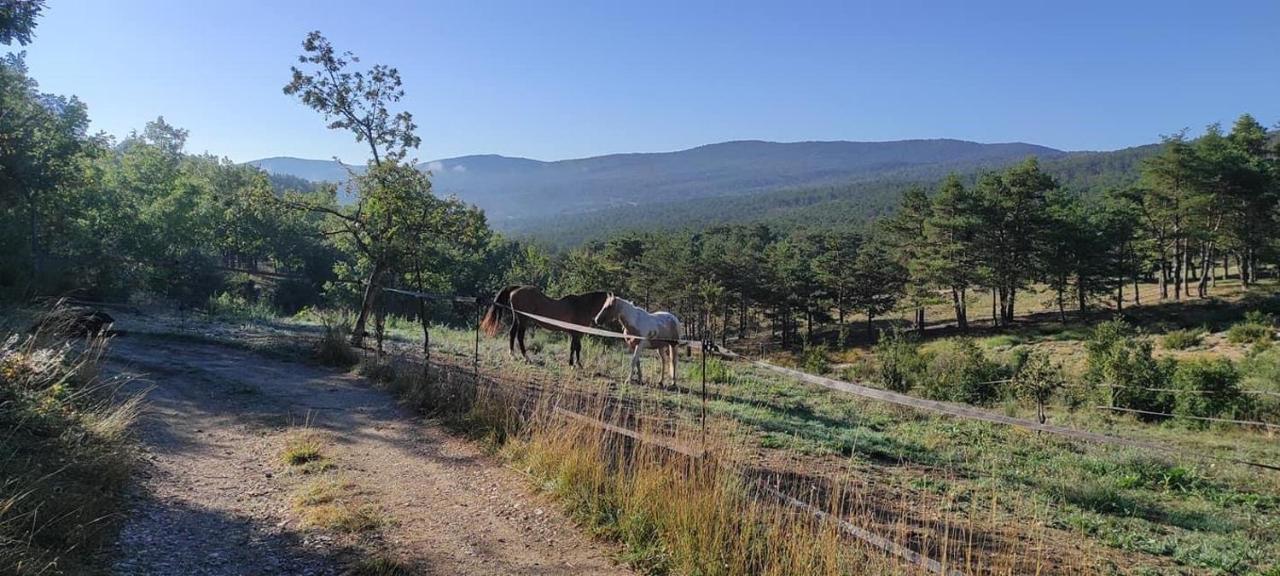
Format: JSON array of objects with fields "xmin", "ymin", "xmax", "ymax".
[{"xmin": 15, "ymin": 0, "xmax": 1280, "ymax": 163}]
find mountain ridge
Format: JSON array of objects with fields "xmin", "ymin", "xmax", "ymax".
[{"xmin": 247, "ymin": 138, "xmax": 1068, "ymax": 223}]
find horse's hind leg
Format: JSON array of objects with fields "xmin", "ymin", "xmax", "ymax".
[
  {"xmin": 569, "ymin": 333, "xmax": 581, "ymax": 367},
  {"xmin": 656, "ymin": 346, "xmax": 667, "ymax": 388},
  {"xmin": 668, "ymin": 343, "xmax": 677, "ymax": 387},
  {"xmin": 508, "ymin": 321, "xmax": 519, "ymax": 358},
  {"xmin": 517, "ymin": 324, "xmax": 531, "ymax": 362}
]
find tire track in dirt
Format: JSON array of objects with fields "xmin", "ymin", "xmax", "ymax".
[{"xmin": 105, "ymin": 334, "xmax": 630, "ymax": 575}]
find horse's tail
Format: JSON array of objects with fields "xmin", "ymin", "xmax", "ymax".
[{"xmin": 480, "ymin": 285, "xmax": 520, "ymax": 337}]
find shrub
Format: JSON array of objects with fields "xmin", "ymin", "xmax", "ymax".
[
  {"xmin": 1240, "ymin": 346, "xmax": 1280, "ymax": 421},
  {"xmin": 800, "ymin": 343, "xmax": 828, "ymax": 375},
  {"xmin": 1012, "ymin": 351, "xmax": 1065, "ymax": 423},
  {"xmin": 1, "ymin": 327, "xmax": 139, "ymax": 576},
  {"xmin": 315, "ymin": 322, "xmax": 359, "ymax": 367},
  {"xmin": 1171, "ymin": 358, "xmax": 1242, "ymax": 425},
  {"xmin": 1161, "ymin": 327, "xmax": 1205, "ymax": 350},
  {"xmin": 694, "ymin": 356, "xmax": 735, "ymax": 384},
  {"xmin": 873, "ymin": 330, "xmax": 923, "ymax": 393},
  {"xmin": 919, "ymin": 338, "xmax": 1005, "ymax": 405},
  {"xmin": 206, "ymin": 291, "xmax": 275, "ymax": 321},
  {"xmin": 1226, "ymin": 311, "xmax": 1275, "ymax": 345},
  {"xmin": 1085, "ymin": 319, "xmax": 1174, "ymax": 416}
]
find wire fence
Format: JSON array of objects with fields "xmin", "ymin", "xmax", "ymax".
[{"xmin": 380, "ymin": 285, "xmax": 1280, "ymax": 473}]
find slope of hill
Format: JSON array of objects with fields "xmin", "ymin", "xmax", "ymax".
[
  {"xmin": 248, "ymin": 139, "xmax": 1065, "ymax": 222},
  {"xmin": 509, "ymin": 144, "xmax": 1160, "ymax": 247}
]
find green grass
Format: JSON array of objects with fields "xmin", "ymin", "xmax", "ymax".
[
  {"xmin": 1161, "ymin": 327, "xmax": 1206, "ymax": 350},
  {"xmin": 281, "ymin": 431, "xmax": 334, "ymax": 473},
  {"xmin": 143, "ymin": 308, "xmax": 1280, "ymax": 573}
]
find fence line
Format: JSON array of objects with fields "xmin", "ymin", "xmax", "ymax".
[
  {"xmin": 1066, "ymin": 382, "xmax": 1280, "ymax": 399},
  {"xmin": 553, "ymin": 406, "xmax": 705, "ymax": 459},
  {"xmin": 758, "ymin": 484, "xmax": 967, "ymax": 576},
  {"xmin": 1094, "ymin": 406, "xmax": 1280, "ymax": 430},
  {"xmin": 385, "ymin": 286, "xmax": 1280, "ymax": 472}
]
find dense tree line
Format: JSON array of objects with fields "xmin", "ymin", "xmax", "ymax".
[
  {"xmin": 538, "ymin": 118, "xmax": 1278, "ymax": 347},
  {"xmin": 0, "ymin": 20, "xmax": 513, "ymax": 339},
  {"xmin": 3, "ymin": 3, "xmax": 1276, "ymax": 357}
]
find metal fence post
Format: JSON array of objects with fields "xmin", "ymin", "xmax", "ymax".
[
  {"xmin": 473, "ymin": 299, "xmax": 481, "ymax": 384},
  {"xmin": 701, "ymin": 335, "xmax": 708, "ymax": 449}
]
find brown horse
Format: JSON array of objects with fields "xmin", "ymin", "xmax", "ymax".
[{"xmin": 479, "ymin": 285, "xmax": 610, "ymax": 366}]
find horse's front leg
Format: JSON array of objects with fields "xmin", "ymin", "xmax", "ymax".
[
  {"xmin": 628, "ymin": 341, "xmax": 644, "ymax": 385},
  {"xmin": 569, "ymin": 333, "xmax": 581, "ymax": 368}
]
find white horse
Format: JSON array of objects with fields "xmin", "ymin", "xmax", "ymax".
[{"xmin": 594, "ymin": 294, "xmax": 682, "ymax": 387}]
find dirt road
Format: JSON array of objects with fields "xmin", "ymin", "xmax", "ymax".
[{"xmin": 106, "ymin": 334, "xmax": 630, "ymax": 575}]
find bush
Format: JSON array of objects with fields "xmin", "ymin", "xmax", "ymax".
[
  {"xmin": 1226, "ymin": 311, "xmax": 1275, "ymax": 345},
  {"xmin": 919, "ymin": 338, "xmax": 1005, "ymax": 405},
  {"xmin": 1171, "ymin": 358, "xmax": 1242, "ymax": 425},
  {"xmin": 314, "ymin": 314, "xmax": 359, "ymax": 368},
  {"xmin": 800, "ymin": 344, "xmax": 828, "ymax": 375},
  {"xmin": 206, "ymin": 291, "xmax": 275, "ymax": 321},
  {"xmin": 1085, "ymin": 319, "xmax": 1174, "ymax": 416},
  {"xmin": 873, "ymin": 330, "xmax": 924, "ymax": 393},
  {"xmin": 1161, "ymin": 327, "xmax": 1205, "ymax": 350},
  {"xmin": 1012, "ymin": 351, "xmax": 1065, "ymax": 423},
  {"xmin": 1, "ymin": 327, "xmax": 139, "ymax": 575},
  {"xmin": 694, "ymin": 356, "xmax": 735, "ymax": 384},
  {"xmin": 1240, "ymin": 346, "xmax": 1280, "ymax": 421}
]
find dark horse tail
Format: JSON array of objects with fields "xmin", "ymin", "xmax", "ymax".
[{"xmin": 480, "ymin": 285, "xmax": 521, "ymax": 337}]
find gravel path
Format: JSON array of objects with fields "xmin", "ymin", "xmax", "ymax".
[{"xmin": 106, "ymin": 334, "xmax": 630, "ymax": 575}]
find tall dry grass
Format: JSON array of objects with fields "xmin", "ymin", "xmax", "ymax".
[
  {"xmin": 1, "ymin": 307, "xmax": 141, "ymax": 576},
  {"xmin": 357, "ymin": 354, "xmax": 960, "ymax": 575}
]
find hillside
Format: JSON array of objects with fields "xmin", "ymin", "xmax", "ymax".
[
  {"xmin": 249, "ymin": 139, "xmax": 1064, "ymax": 221},
  {"xmin": 510, "ymin": 144, "xmax": 1160, "ymax": 247}
]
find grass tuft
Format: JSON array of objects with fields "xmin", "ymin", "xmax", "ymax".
[
  {"xmin": 281, "ymin": 431, "xmax": 332, "ymax": 473},
  {"xmin": 1161, "ymin": 327, "xmax": 1205, "ymax": 350},
  {"xmin": 347, "ymin": 554, "xmax": 414, "ymax": 576}
]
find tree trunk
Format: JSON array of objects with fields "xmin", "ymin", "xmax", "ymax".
[
  {"xmin": 1173, "ymin": 239, "xmax": 1184, "ymax": 300},
  {"xmin": 1158, "ymin": 259, "xmax": 1168, "ymax": 299},
  {"xmin": 350, "ymin": 260, "xmax": 387, "ymax": 347},
  {"xmin": 1196, "ymin": 243, "xmax": 1212, "ymax": 299},
  {"xmin": 417, "ymin": 297, "xmax": 431, "ymax": 373},
  {"xmin": 1076, "ymin": 276, "xmax": 1086, "ymax": 319},
  {"xmin": 28, "ymin": 198, "xmax": 40, "ymax": 277},
  {"xmin": 952, "ymin": 287, "xmax": 967, "ymax": 331}
]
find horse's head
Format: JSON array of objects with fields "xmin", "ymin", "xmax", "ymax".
[{"xmin": 593, "ymin": 292, "xmax": 616, "ymax": 325}]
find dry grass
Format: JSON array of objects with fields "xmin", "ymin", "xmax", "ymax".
[
  {"xmin": 1, "ymin": 305, "xmax": 141, "ymax": 576},
  {"xmin": 345, "ymin": 554, "xmax": 414, "ymax": 576},
  {"xmin": 286, "ymin": 450, "xmax": 386, "ymax": 534},
  {"xmin": 357, "ymin": 354, "xmax": 927, "ymax": 575}
]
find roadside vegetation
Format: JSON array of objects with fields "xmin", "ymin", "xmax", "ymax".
[
  {"xmin": 0, "ymin": 310, "xmax": 140, "ymax": 576},
  {"xmin": 149, "ymin": 290, "xmax": 1279, "ymax": 574}
]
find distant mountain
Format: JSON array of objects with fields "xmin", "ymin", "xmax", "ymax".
[
  {"xmin": 247, "ymin": 139, "xmax": 1065, "ymax": 223},
  {"xmin": 249, "ymin": 156, "xmax": 358, "ymax": 183},
  {"xmin": 508, "ymin": 144, "xmax": 1161, "ymax": 248}
]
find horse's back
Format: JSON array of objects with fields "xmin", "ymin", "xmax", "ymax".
[{"xmin": 651, "ymin": 311, "xmax": 681, "ymax": 340}]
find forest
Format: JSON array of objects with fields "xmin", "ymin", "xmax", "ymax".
[
  {"xmin": 3, "ymin": 10, "xmax": 1278, "ymax": 352},
  {"xmin": 6, "ymin": 4, "xmax": 1280, "ymax": 574}
]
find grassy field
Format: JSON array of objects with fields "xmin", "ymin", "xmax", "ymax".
[{"xmin": 110, "ymin": 283, "xmax": 1280, "ymax": 575}]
